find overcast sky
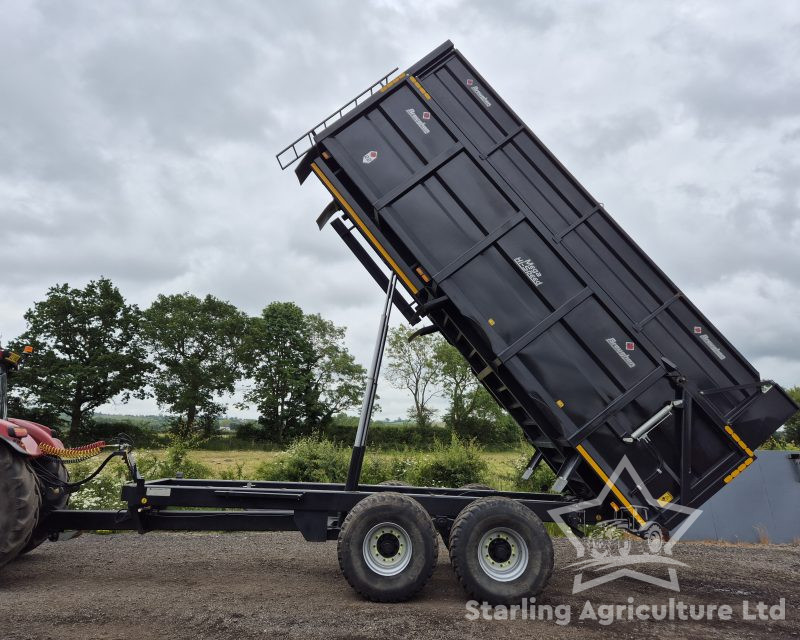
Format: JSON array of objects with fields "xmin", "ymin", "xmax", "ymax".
[{"xmin": 2, "ymin": 1, "xmax": 798, "ymax": 420}]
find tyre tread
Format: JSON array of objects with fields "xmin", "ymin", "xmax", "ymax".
[
  {"xmin": 337, "ymin": 492, "xmax": 438, "ymax": 602},
  {"xmin": 0, "ymin": 446, "xmax": 41, "ymax": 569},
  {"xmin": 448, "ymin": 496, "xmax": 554, "ymax": 604}
]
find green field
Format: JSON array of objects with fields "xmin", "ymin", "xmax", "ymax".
[{"xmin": 136, "ymin": 447, "xmax": 530, "ymax": 489}]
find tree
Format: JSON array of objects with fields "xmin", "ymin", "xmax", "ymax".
[
  {"xmin": 305, "ymin": 313, "xmax": 367, "ymax": 424},
  {"xmin": 11, "ymin": 278, "xmax": 149, "ymax": 434},
  {"xmin": 385, "ymin": 326, "xmax": 442, "ymax": 428},
  {"xmin": 241, "ymin": 302, "xmax": 365, "ymax": 443},
  {"xmin": 434, "ymin": 340, "xmax": 522, "ymax": 445},
  {"xmin": 782, "ymin": 386, "xmax": 800, "ymax": 445},
  {"xmin": 142, "ymin": 293, "xmax": 247, "ymax": 437},
  {"xmin": 435, "ymin": 340, "xmax": 481, "ymax": 428}
]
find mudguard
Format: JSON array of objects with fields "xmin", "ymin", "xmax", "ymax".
[{"xmin": 0, "ymin": 418, "xmax": 65, "ymax": 457}]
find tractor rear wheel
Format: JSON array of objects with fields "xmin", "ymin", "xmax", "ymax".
[
  {"xmin": 0, "ymin": 445, "xmax": 40, "ymax": 569},
  {"xmin": 20, "ymin": 456, "xmax": 70, "ymax": 554}
]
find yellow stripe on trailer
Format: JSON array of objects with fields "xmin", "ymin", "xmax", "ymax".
[
  {"xmin": 409, "ymin": 76, "xmax": 431, "ymax": 100},
  {"xmin": 576, "ymin": 444, "xmax": 646, "ymax": 526},
  {"xmin": 379, "ymin": 72, "xmax": 408, "ymax": 93},
  {"xmin": 724, "ymin": 424, "xmax": 755, "ymax": 457},
  {"xmin": 722, "ymin": 424, "xmax": 756, "ymax": 483},
  {"xmin": 310, "ymin": 163, "xmax": 418, "ymax": 294}
]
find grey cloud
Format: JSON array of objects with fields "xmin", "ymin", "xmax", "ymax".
[
  {"xmin": 566, "ymin": 108, "xmax": 662, "ymax": 158},
  {"xmin": 2, "ymin": 0, "xmax": 799, "ymax": 419},
  {"xmin": 83, "ymin": 36, "xmax": 267, "ymax": 149},
  {"xmin": 680, "ymin": 74, "xmax": 800, "ymax": 133}
]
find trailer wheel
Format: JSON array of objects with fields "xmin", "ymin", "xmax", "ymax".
[
  {"xmin": 449, "ymin": 496, "xmax": 553, "ymax": 605},
  {"xmin": 0, "ymin": 446, "xmax": 40, "ymax": 569},
  {"xmin": 20, "ymin": 456, "xmax": 70, "ymax": 554},
  {"xmin": 337, "ymin": 492, "xmax": 438, "ymax": 602},
  {"xmin": 433, "ymin": 485, "xmax": 492, "ymax": 549}
]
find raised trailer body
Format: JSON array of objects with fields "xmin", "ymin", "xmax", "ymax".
[
  {"xmin": 292, "ymin": 41, "xmax": 798, "ymax": 532},
  {"xmin": 3, "ymin": 40, "xmax": 797, "ymax": 605}
]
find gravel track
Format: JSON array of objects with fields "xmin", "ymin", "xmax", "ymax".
[{"xmin": 1, "ymin": 532, "xmax": 797, "ymax": 639}]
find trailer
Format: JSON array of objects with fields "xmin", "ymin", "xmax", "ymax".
[{"xmin": 1, "ymin": 40, "xmax": 797, "ymax": 606}]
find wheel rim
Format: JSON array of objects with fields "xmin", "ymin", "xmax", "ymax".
[
  {"xmin": 477, "ymin": 527, "xmax": 529, "ymax": 582},
  {"xmin": 362, "ymin": 522, "xmax": 413, "ymax": 576},
  {"xmin": 646, "ymin": 528, "xmax": 663, "ymax": 554}
]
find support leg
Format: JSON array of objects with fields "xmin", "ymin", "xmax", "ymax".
[{"xmin": 345, "ymin": 274, "xmax": 397, "ymax": 491}]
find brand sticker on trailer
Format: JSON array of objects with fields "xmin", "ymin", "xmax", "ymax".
[
  {"xmin": 405, "ymin": 108, "xmax": 430, "ymax": 134},
  {"xmin": 362, "ymin": 150, "xmax": 378, "ymax": 164},
  {"xmin": 606, "ymin": 337, "xmax": 636, "ymax": 368},
  {"xmin": 146, "ymin": 487, "xmax": 172, "ymax": 497},
  {"xmin": 465, "ymin": 78, "xmax": 491, "ymax": 107},
  {"xmin": 697, "ymin": 333, "xmax": 726, "ymax": 360},
  {"xmin": 514, "ymin": 256, "xmax": 543, "ymax": 287}
]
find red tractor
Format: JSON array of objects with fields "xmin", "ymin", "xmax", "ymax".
[{"xmin": 0, "ymin": 346, "xmax": 71, "ymax": 568}]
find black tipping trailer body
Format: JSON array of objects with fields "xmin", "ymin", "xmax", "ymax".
[{"xmin": 291, "ymin": 41, "xmax": 799, "ymax": 533}]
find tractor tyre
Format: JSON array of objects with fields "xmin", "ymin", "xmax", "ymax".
[
  {"xmin": 0, "ymin": 445, "xmax": 41, "ymax": 569},
  {"xmin": 20, "ymin": 456, "xmax": 70, "ymax": 554}
]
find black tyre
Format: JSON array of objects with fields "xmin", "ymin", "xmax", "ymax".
[
  {"xmin": 378, "ymin": 480, "xmax": 407, "ymax": 487},
  {"xmin": 449, "ymin": 496, "xmax": 553, "ymax": 605},
  {"xmin": 337, "ymin": 492, "xmax": 438, "ymax": 602},
  {"xmin": 0, "ymin": 446, "xmax": 40, "ymax": 569},
  {"xmin": 436, "ymin": 485, "xmax": 495, "ymax": 549},
  {"xmin": 20, "ymin": 456, "xmax": 70, "ymax": 554}
]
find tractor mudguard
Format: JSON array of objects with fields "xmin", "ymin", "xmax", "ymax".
[{"xmin": 0, "ymin": 418, "xmax": 65, "ymax": 458}]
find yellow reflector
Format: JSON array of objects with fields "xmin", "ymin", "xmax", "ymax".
[
  {"xmin": 379, "ymin": 73, "xmax": 407, "ymax": 93},
  {"xmin": 409, "ymin": 76, "xmax": 431, "ymax": 100}
]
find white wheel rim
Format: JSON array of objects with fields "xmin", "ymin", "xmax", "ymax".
[
  {"xmin": 646, "ymin": 529, "xmax": 663, "ymax": 554},
  {"xmin": 477, "ymin": 527, "xmax": 529, "ymax": 582},
  {"xmin": 362, "ymin": 522, "xmax": 413, "ymax": 576}
]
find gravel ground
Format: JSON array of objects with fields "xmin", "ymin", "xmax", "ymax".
[{"xmin": 1, "ymin": 532, "xmax": 797, "ymax": 640}]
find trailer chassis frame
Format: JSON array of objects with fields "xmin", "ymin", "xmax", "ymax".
[{"xmin": 45, "ymin": 478, "xmax": 591, "ymax": 541}]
